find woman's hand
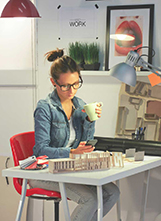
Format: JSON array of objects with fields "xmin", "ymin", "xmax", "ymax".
[
  {"xmin": 95, "ymin": 103, "xmax": 102, "ymax": 119},
  {"xmin": 70, "ymin": 141, "xmax": 95, "ymax": 154},
  {"xmin": 82, "ymin": 103, "xmax": 102, "ymax": 121}
]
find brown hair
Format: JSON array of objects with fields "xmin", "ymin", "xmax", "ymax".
[{"xmin": 45, "ymin": 48, "xmax": 81, "ymax": 80}]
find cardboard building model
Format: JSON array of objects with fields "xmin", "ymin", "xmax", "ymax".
[
  {"xmin": 116, "ymin": 81, "xmax": 161, "ymax": 141},
  {"xmin": 48, "ymin": 151, "xmax": 124, "ymax": 174}
]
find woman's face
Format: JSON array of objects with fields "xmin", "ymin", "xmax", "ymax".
[{"xmin": 51, "ymin": 72, "xmax": 80, "ymax": 102}]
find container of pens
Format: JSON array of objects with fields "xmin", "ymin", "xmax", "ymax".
[{"xmin": 132, "ymin": 127, "xmax": 146, "ymax": 140}]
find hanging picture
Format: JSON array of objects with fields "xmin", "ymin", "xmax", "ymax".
[{"xmin": 105, "ymin": 4, "xmax": 154, "ymax": 70}]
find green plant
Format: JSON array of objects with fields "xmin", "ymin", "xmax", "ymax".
[
  {"xmin": 82, "ymin": 42, "xmax": 99, "ymax": 64},
  {"xmin": 82, "ymin": 43, "xmax": 89, "ymax": 64},
  {"xmin": 68, "ymin": 42, "xmax": 84, "ymax": 64},
  {"xmin": 68, "ymin": 42, "xmax": 100, "ymax": 69},
  {"xmin": 88, "ymin": 42, "xmax": 99, "ymax": 64}
]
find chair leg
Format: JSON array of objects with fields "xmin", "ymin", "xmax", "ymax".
[{"xmin": 54, "ymin": 201, "xmax": 59, "ymax": 221}]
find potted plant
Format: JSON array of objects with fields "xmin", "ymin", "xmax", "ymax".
[
  {"xmin": 83, "ymin": 42, "xmax": 100, "ymax": 70},
  {"xmin": 68, "ymin": 42, "xmax": 84, "ymax": 69}
]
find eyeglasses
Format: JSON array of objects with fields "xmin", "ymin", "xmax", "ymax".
[{"xmin": 54, "ymin": 77, "xmax": 83, "ymax": 92}]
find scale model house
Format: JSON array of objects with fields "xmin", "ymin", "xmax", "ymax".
[{"xmin": 49, "ymin": 151, "xmax": 124, "ymax": 174}]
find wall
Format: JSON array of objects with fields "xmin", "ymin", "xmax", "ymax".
[
  {"xmin": 0, "ymin": 1, "xmax": 36, "ymax": 157},
  {"xmin": 0, "ymin": 0, "xmax": 37, "ymax": 220},
  {"xmin": 0, "ymin": 156, "xmax": 28, "ymax": 221}
]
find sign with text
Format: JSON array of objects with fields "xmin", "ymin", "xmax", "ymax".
[{"xmin": 58, "ymin": 7, "xmax": 98, "ymax": 39}]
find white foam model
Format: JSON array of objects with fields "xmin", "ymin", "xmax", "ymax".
[{"xmin": 49, "ymin": 151, "xmax": 124, "ymax": 174}]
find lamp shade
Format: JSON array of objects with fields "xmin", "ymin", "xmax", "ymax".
[
  {"xmin": 110, "ymin": 49, "xmax": 161, "ymax": 87},
  {"xmin": 109, "ymin": 62, "xmax": 136, "ymax": 87},
  {"xmin": 1, "ymin": 0, "xmax": 41, "ymax": 18},
  {"xmin": 109, "ymin": 50, "xmax": 140, "ymax": 87}
]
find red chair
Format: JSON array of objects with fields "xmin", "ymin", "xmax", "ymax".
[{"xmin": 10, "ymin": 131, "xmax": 61, "ymax": 221}]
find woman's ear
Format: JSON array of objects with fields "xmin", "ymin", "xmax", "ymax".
[{"xmin": 50, "ymin": 78, "xmax": 56, "ymax": 86}]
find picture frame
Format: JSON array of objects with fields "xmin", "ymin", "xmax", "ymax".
[{"xmin": 105, "ymin": 4, "xmax": 154, "ymax": 71}]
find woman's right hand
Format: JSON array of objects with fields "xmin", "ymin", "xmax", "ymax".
[{"xmin": 70, "ymin": 141, "xmax": 95, "ymax": 154}]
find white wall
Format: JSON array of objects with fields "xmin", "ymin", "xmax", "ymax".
[{"xmin": 0, "ymin": 1, "xmax": 36, "ymax": 156}]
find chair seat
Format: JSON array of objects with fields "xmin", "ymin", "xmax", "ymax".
[{"xmin": 13, "ymin": 177, "xmax": 61, "ymax": 198}]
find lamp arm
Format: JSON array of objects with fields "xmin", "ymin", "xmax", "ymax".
[{"xmin": 137, "ymin": 57, "xmax": 161, "ymax": 76}]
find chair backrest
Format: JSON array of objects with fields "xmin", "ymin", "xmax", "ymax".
[
  {"xmin": 9, "ymin": 131, "xmax": 62, "ymax": 199},
  {"xmin": 10, "ymin": 131, "xmax": 35, "ymax": 166}
]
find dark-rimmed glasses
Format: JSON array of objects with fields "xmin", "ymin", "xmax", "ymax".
[{"xmin": 54, "ymin": 77, "xmax": 83, "ymax": 92}]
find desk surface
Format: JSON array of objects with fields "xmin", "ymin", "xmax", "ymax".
[{"xmin": 2, "ymin": 156, "xmax": 161, "ymax": 186}]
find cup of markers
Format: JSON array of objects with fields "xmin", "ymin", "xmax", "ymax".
[{"xmin": 132, "ymin": 127, "xmax": 146, "ymax": 140}]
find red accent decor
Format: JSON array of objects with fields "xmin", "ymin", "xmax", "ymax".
[{"xmin": 1, "ymin": 0, "xmax": 41, "ymax": 18}]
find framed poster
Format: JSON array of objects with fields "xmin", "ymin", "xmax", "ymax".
[{"xmin": 105, "ymin": 4, "xmax": 154, "ymax": 70}]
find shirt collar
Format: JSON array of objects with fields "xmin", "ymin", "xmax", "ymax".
[{"xmin": 48, "ymin": 89, "xmax": 81, "ymax": 109}]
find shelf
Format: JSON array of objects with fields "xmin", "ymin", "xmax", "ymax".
[
  {"xmin": 80, "ymin": 71, "xmax": 109, "ymax": 76},
  {"xmin": 80, "ymin": 70, "xmax": 151, "ymax": 77}
]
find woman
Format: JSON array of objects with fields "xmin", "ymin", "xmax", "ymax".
[{"xmin": 29, "ymin": 49, "xmax": 120, "ymax": 221}]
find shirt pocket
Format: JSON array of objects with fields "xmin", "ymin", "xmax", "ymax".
[
  {"xmin": 52, "ymin": 121, "xmax": 66, "ymax": 129},
  {"xmin": 51, "ymin": 121, "xmax": 67, "ymax": 142}
]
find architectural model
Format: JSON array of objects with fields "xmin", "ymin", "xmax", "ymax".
[
  {"xmin": 116, "ymin": 81, "xmax": 161, "ymax": 141},
  {"xmin": 48, "ymin": 151, "xmax": 124, "ymax": 174}
]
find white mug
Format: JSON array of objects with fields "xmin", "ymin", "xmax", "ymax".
[{"xmin": 84, "ymin": 102, "xmax": 103, "ymax": 121}]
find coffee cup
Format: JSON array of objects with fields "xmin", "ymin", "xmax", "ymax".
[{"xmin": 84, "ymin": 102, "xmax": 103, "ymax": 121}]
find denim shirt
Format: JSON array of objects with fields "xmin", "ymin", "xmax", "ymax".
[{"xmin": 33, "ymin": 90, "xmax": 95, "ymax": 159}]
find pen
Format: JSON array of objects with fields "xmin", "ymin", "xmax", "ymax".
[
  {"xmin": 143, "ymin": 127, "xmax": 146, "ymax": 133},
  {"xmin": 139, "ymin": 127, "xmax": 143, "ymax": 134}
]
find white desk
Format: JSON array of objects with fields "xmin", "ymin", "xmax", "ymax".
[{"xmin": 2, "ymin": 156, "xmax": 161, "ymax": 221}]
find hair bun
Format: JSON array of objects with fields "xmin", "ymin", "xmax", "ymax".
[{"xmin": 45, "ymin": 48, "xmax": 64, "ymax": 62}]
